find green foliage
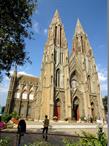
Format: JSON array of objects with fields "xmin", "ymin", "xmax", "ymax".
[
  {"xmin": 97, "ymin": 127, "xmax": 107, "ymax": 146},
  {"xmin": 1, "ymin": 111, "xmax": 20, "ymax": 122},
  {"xmin": 1, "ymin": 113, "xmax": 12, "ymax": 123},
  {"xmin": 0, "ymin": 137, "xmax": 10, "ymax": 146},
  {"xmin": 0, "ymin": 0, "xmax": 37, "ymax": 79},
  {"xmin": 63, "ymin": 130, "xmax": 107, "ymax": 146},
  {"xmin": 11, "ymin": 111, "xmax": 20, "ymax": 119}
]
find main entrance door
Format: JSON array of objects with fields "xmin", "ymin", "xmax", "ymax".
[
  {"xmin": 72, "ymin": 97, "xmax": 80, "ymax": 121},
  {"xmin": 54, "ymin": 98, "xmax": 60, "ymax": 120}
]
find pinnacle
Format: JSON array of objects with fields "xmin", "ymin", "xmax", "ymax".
[
  {"xmin": 50, "ymin": 9, "xmax": 62, "ymax": 25},
  {"xmin": 54, "ymin": 9, "xmax": 59, "ymax": 17},
  {"xmin": 74, "ymin": 18, "xmax": 85, "ymax": 35}
]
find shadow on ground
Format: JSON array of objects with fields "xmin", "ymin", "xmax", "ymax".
[{"xmin": 1, "ymin": 128, "xmax": 80, "ymax": 146}]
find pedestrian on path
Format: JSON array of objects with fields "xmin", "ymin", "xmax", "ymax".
[
  {"xmin": 17, "ymin": 119, "xmax": 26, "ymax": 146},
  {"xmin": 42, "ymin": 115, "xmax": 49, "ymax": 141}
]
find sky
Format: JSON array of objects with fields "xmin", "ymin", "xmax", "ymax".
[{"xmin": 0, "ymin": 0, "xmax": 107, "ymax": 106}]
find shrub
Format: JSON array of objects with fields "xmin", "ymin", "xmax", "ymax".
[
  {"xmin": 97, "ymin": 126, "xmax": 107, "ymax": 146},
  {"xmin": 63, "ymin": 129, "xmax": 107, "ymax": 146},
  {"xmin": 1, "ymin": 112, "xmax": 20, "ymax": 123},
  {"xmin": 0, "ymin": 137, "xmax": 10, "ymax": 146},
  {"xmin": 1, "ymin": 113, "xmax": 12, "ymax": 123},
  {"xmin": 11, "ymin": 111, "xmax": 20, "ymax": 120}
]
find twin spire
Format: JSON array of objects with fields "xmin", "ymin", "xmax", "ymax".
[
  {"xmin": 51, "ymin": 10, "xmax": 85, "ymax": 35},
  {"xmin": 74, "ymin": 18, "xmax": 85, "ymax": 35},
  {"xmin": 50, "ymin": 9, "xmax": 62, "ymax": 25}
]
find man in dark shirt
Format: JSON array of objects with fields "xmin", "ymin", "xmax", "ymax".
[{"xmin": 42, "ymin": 115, "xmax": 49, "ymax": 141}]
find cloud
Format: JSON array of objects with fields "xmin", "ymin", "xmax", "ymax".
[
  {"xmin": 98, "ymin": 72, "xmax": 107, "ymax": 82},
  {"xmin": 44, "ymin": 28, "xmax": 48, "ymax": 35},
  {"xmin": 0, "ymin": 78, "xmax": 9, "ymax": 106},
  {"xmin": 0, "ymin": 84, "xmax": 9, "ymax": 93},
  {"xmin": 97, "ymin": 64, "xmax": 107, "ymax": 96},
  {"xmin": 33, "ymin": 21, "xmax": 40, "ymax": 33},
  {"xmin": 0, "ymin": 76, "xmax": 10, "ymax": 94},
  {"xmin": 9, "ymin": 70, "xmax": 36, "ymax": 77},
  {"xmin": 35, "ymin": 9, "xmax": 38, "ymax": 14},
  {"xmin": 32, "ymin": 20, "xmax": 48, "ymax": 36},
  {"xmin": 18, "ymin": 71, "xmax": 36, "ymax": 77}
]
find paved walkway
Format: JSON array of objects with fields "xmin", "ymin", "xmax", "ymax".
[
  {"xmin": 2, "ymin": 121, "xmax": 108, "ymax": 136},
  {"xmin": 1, "ymin": 131, "xmax": 80, "ymax": 146},
  {"xmin": 1, "ymin": 121, "xmax": 108, "ymax": 146}
]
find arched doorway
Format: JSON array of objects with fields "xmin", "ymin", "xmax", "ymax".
[
  {"xmin": 54, "ymin": 98, "xmax": 61, "ymax": 120},
  {"xmin": 72, "ymin": 97, "xmax": 80, "ymax": 121}
]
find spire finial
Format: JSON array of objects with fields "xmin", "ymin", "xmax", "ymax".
[
  {"xmin": 50, "ymin": 9, "xmax": 62, "ymax": 25},
  {"xmin": 54, "ymin": 9, "xmax": 59, "ymax": 17},
  {"xmin": 74, "ymin": 18, "xmax": 85, "ymax": 35}
]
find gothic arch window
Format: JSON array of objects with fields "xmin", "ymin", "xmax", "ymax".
[
  {"xmin": 72, "ymin": 96, "xmax": 80, "ymax": 121},
  {"xmin": 66, "ymin": 57, "xmax": 68, "ymax": 64},
  {"xmin": 81, "ymin": 36, "xmax": 84, "ymax": 53},
  {"xmin": 60, "ymin": 26, "xmax": 62, "ymax": 47},
  {"xmin": 56, "ymin": 69, "xmax": 60, "ymax": 87},
  {"xmin": 91, "ymin": 102, "xmax": 95, "ymax": 119},
  {"xmin": 54, "ymin": 50, "xmax": 57, "ymax": 64},
  {"xmin": 73, "ymin": 97, "xmax": 79, "ymax": 106},
  {"xmin": 55, "ymin": 26, "xmax": 57, "ymax": 45},
  {"xmin": 22, "ymin": 91, "xmax": 28, "ymax": 100},
  {"xmin": 14, "ymin": 90, "xmax": 20, "ymax": 99},
  {"xmin": 60, "ymin": 52, "xmax": 63, "ymax": 64},
  {"xmin": 71, "ymin": 79, "xmax": 77, "ymax": 89},
  {"xmin": 29, "ymin": 92, "xmax": 34, "ymax": 100},
  {"xmin": 87, "ymin": 75, "xmax": 91, "ymax": 92},
  {"xmin": 70, "ymin": 71, "xmax": 78, "ymax": 89}
]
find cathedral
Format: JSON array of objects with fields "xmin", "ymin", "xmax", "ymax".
[{"xmin": 5, "ymin": 10, "xmax": 105, "ymax": 121}]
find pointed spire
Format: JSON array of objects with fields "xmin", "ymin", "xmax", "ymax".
[
  {"xmin": 54, "ymin": 9, "xmax": 59, "ymax": 17},
  {"xmin": 50, "ymin": 9, "xmax": 62, "ymax": 25},
  {"xmin": 74, "ymin": 18, "xmax": 85, "ymax": 35}
]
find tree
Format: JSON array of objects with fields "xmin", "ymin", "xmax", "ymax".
[{"xmin": 0, "ymin": 0, "xmax": 37, "ymax": 79}]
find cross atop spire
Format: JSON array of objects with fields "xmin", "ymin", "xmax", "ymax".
[
  {"xmin": 50, "ymin": 9, "xmax": 62, "ymax": 25},
  {"xmin": 74, "ymin": 18, "xmax": 85, "ymax": 35}
]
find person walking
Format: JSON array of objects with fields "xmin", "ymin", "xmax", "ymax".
[{"xmin": 42, "ymin": 115, "xmax": 49, "ymax": 141}]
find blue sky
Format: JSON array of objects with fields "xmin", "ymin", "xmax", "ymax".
[{"xmin": 0, "ymin": 0, "xmax": 107, "ymax": 106}]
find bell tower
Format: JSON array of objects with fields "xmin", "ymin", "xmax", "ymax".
[
  {"xmin": 40, "ymin": 10, "xmax": 71, "ymax": 120},
  {"xmin": 70, "ymin": 19, "xmax": 104, "ymax": 121}
]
